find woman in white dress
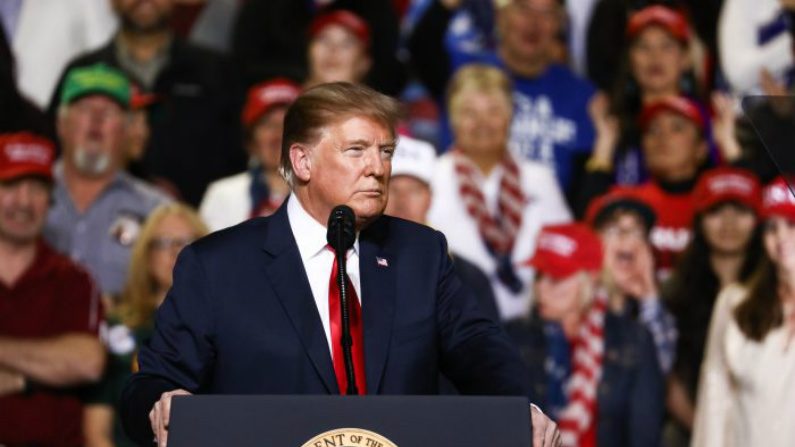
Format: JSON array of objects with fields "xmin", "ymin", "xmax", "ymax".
[{"xmin": 692, "ymin": 176, "xmax": 795, "ymax": 446}]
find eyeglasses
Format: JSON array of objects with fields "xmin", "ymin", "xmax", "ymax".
[
  {"xmin": 600, "ymin": 225, "xmax": 646, "ymax": 241},
  {"xmin": 149, "ymin": 236, "xmax": 194, "ymax": 251}
]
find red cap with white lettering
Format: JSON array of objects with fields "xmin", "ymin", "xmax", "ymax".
[
  {"xmin": 0, "ymin": 132, "xmax": 55, "ymax": 182},
  {"xmin": 762, "ymin": 176, "xmax": 795, "ymax": 221},
  {"xmin": 693, "ymin": 166, "xmax": 762, "ymax": 215},
  {"xmin": 241, "ymin": 78, "xmax": 302, "ymax": 127},
  {"xmin": 527, "ymin": 223, "xmax": 603, "ymax": 279}
]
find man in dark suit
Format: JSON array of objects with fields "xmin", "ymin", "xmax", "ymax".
[{"xmin": 121, "ymin": 82, "xmax": 560, "ymax": 447}]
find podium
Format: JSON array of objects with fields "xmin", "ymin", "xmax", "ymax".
[{"xmin": 168, "ymin": 395, "xmax": 532, "ymax": 446}]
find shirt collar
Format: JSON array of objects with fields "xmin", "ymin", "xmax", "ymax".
[
  {"xmin": 1, "ymin": 240, "xmax": 58, "ymax": 291},
  {"xmin": 54, "ymin": 160, "xmax": 134, "ymax": 193},
  {"xmin": 286, "ymin": 193, "xmax": 359, "ymax": 260}
]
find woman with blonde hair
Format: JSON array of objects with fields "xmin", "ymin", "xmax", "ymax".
[
  {"xmin": 427, "ymin": 63, "xmax": 571, "ymax": 322},
  {"xmin": 83, "ymin": 203, "xmax": 209, "ymax": 447}
]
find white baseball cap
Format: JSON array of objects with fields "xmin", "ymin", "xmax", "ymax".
[{"xmin": 390, "ymin": 136, "xmax": 437, "ymax": 186}]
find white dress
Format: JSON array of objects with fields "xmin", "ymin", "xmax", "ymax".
[
  {"xmin": 427, "ymin": 153, "xmax": 571, "ymax": 321},
  {"xmin": 692, "ymin": 284, "xmax": 795, "ymax": 447}
]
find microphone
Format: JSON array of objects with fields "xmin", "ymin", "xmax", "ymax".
[
  {"xmin": 327, "ymin": 205, "xmax": 356, "ymax": 253},
  {"xmin": 326, "ymin": 205, "xmax": 358, "ymax": 395}
]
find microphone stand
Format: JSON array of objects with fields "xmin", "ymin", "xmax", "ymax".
[{"xmin": 334, "ymin": 218, "xmax": 358, "ymax": 395}]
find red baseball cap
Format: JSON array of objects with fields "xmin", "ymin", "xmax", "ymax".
[
  {"xmin": 309, "ymin": 10, "xmax": 371, "ymax": 48},
  {"xmin": 0, "ymin": 132, "xmax": 55, "ymax": 182},
  {"xmin": 693, "ymin": 166, "xmax": 762, "ymax": 215},
  {"xmin": 627, "ymin": 5, "xmax": 690, "ymax": 45},
  {"xmin": 762, "ymin": 176, "xmax": 795, "ymax": 221},
  {"xmin": 585, "ymin": 186, "xmax": 656, "ymax": 231},
  {"xmin": 639, "ymin": 96, "xmax": 706, "ymax": 133},
  {"xmin": 527, "ymin": 223, "xmax": 603, "ymax": 279},
  {"xmin": 241, "ymin": 78, "xmax": 302, "ymax": 127}
]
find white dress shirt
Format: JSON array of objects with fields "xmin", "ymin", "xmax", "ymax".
[
  {"xmin": 287, "ymin": 194, "xmax": 361, "ymax": 355},
  {"xmin": 289, "ymin": 193, "xmax": 547, "ymax": 415}
]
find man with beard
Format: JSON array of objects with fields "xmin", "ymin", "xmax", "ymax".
[
  {"xmin": 48, "ymin": 0, "xmax": 245, "ymax": 206},
  {"xmin": 45, "ymin": 64, "xmax": 169, "ymax": 301},
  {"xmin": 0, "ymin": 131, "xmax": 105, "ymax": 447}
]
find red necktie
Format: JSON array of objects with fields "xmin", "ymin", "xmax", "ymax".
[{"xmin": 328, "ymin": 249, "xmax": 367, "ymax": 395}]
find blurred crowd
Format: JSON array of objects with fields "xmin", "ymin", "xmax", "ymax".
[{"xmin": 1, "ymin": 0, "xmax": 795, "ymax": 446}]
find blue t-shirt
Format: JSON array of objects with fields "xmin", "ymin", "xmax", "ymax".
[{"xmin": 507, "ymin": 65, "xmax": 596, "ymax": 191}]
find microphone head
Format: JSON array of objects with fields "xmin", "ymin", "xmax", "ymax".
[{"xmin": 326, "ymin": 205, "xmax": 356, "ymax": 252}]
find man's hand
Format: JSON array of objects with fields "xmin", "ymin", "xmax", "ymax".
[
  {"xmin": 710, "ymin": 92, "xmax": 742, "ymax": 162},
  {"xmin": 0, "ymin": 334, "xmax": 105, "ymax": 386},
  {"xmin": 0, "ymin": 368, "xmax": 24, "ymax": 396},
  {"xmin": 759, "ymin": 68, "xmax": 794, "ymax": 117},
  {"xmin": 150, "ymin": 389, "xmax": 192, "ymax": 447},
  {"xmin": 587, "ymin": 92, "xmax": 620, "ymax": 165},
  {"xmin": 606, "ymin": 240, "xmax": 658, "ymax": 300},
  {"xmin": 618, "ymin": 242, "xmax": 658, "ymax": 300},
  {"xmin": 779, "ymin": 0, "xmax": 795, "ymax": 11},
  {"xmin": 531, "ymin": 405, "xmax": 561, "ymax": 447}
]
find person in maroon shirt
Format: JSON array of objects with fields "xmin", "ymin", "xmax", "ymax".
[{"xmin": 0, "ymin": 131, "xmax": 105, "ymax": 447}]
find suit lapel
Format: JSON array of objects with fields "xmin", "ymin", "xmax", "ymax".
[
  {"xmin": 359, "ymin": 218, "xmax": 396, "ymax": 394},
  {"xmin": 261, "ymin": 202, "xmax": 338, "ymax": 394}
]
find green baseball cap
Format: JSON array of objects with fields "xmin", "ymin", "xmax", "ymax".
[{"xmin": 60, "ymin": 63, "xmax": 131, "ymax": 108}]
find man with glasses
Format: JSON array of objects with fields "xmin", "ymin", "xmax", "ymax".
[{"xmin": 44, "ymin": 63, "xmax": 169, "ymax": 300}]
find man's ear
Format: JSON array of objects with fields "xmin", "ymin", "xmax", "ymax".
[
  {"xmin": 56, "ymin": 108, "xmax": 68, "ymax": 143},
  {"xmin": 289, "ymin": 143, "xmax": 313, "ymax": 182}
]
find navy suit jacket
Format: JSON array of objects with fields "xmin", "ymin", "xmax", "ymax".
[{"xmin": 121, "ymin": 201, "xmax": 531, "ymax": 443}]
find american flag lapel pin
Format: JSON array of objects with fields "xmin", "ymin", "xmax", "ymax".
[{"xmin": 376, "ymin": 257, "xmax": 389, "ymax": 268}]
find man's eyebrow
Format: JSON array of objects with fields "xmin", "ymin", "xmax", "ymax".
[
  {"xmin": 342, "ymin": 139, "xmax": 397, "ymax": 148},
  {"xmin": 343, "ymin": 139, "xmax": 372, "ymax": 147}
]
